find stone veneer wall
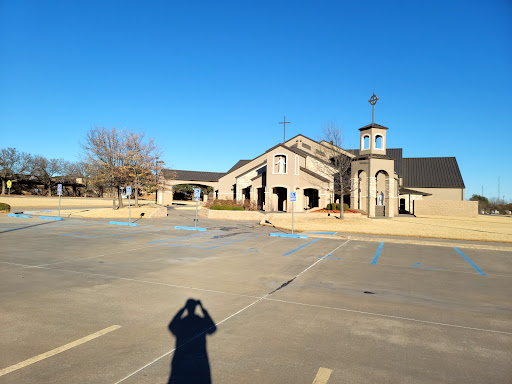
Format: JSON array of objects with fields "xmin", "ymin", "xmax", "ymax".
[
  {"xmin": 306, "ymin": 157, "xmax": 334, "ymax": 178},
  {"xmin": 413, "ymin": 200, "xmax": 478, "ymax": 217}
]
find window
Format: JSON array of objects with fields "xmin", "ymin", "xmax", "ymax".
[
  {"xmin": 363, "ymin": 135, "xmax": 370, "ymax": 149},
  {"xmin": 302, "ymin": 143, "xmax": 311, "ymax": 150},
  {"xmin": 375, "ymin": 135, "xmax": 383, "ymax": 149},
  {"xmin": 295, "ymin": 155, "xmax": 299, "ymax": 175}
]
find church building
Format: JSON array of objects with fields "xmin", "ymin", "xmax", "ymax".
[{"xmin": 159, "ymin": 122, "xmax": 465, "ymax": 218}]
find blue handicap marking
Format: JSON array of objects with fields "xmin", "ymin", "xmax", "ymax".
[
  {"xmin": 318, "ymin": 254, "xmax": 342, "ymax": 261},
  {"xmin": 241, "ymin": 248, "xmax": 260, "ymax": 253},
  {"xmin": 410, "ymin": 262, "xmax": 437, "ymax": 270}
]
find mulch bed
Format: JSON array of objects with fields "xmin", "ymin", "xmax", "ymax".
[{"xmin": 315, "ymin": 209, "xmax": 361, "ymax": 214}]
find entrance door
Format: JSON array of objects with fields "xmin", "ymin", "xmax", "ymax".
[{"xmin": 399, "ymin": 198, "xmax": 406, "ymax": 212}]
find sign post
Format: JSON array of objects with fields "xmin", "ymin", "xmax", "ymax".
[
  {"xmin": 193, "ymin": 188, "xmax": 201, "ymax": 227},
  {"xmin": 57, "ymin": 184, "xmax": 63, "ymax": 218},
  {"xmin": 7, "ymin": 180, "xmax": 12, "ymax": 195},
  {"xmin": 126, "ymin": 186, "xmax": 132, "ymax": 223},
  {"xmin": 290, "ymin": 192, "xmax": 296, "ymax": 234}
]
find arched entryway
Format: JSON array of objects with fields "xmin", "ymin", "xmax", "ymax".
[
  {"xmin": 375, "ymin": 170, "xmax": 389, "ymax": 216},
  {"xmin": 357, "ymin": 170, "xmax": 367, "ymax": 210},
  {"xmin": 303, "ymin": 188, "xmax": 319, "ymax": 210},
  {"xmin": 272, "ymin": 187, "xmax": 287, "ymax": 211}
]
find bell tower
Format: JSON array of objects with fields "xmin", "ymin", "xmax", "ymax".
[
  {"xmin": 350, "ymin": 92, "xmax": 396, "ymax": 218},
  {"xmin": 359, "ymin": 93, "xmax": 387, "ymax": 156},
  {"xmin": 359, "ymin": 123, "xmax": 388, "ymax": 156}
]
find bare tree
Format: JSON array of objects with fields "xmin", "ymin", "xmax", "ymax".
[
  {"xmin": 124, "ymin": 131, "xmax": 162, "ymax": 207},
  {"xmin": 82, "ymin": 127, "xmax": 163, "ymax": 209},
  {"xmin": 0, "ymin": 148, "xmax": 31, "ymax": 194},
  {"xmin": 31, "ymin": 156, "xmax": 67, "ymax": 196},
  {"xmin": 82, "ymin": 127, "xmax": 127, "ymax": 208},
  {"xmin": 322, "ymin": 122, "xmax": 353, "ymax": 219}
]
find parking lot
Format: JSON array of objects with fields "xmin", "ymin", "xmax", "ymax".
[{"xmin": 1, "ymin": 212, "xmax": 511, "ymax": 383}]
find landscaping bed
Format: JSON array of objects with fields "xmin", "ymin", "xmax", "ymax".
[{"xmin": 314, "ymin": 209, "xmax": 361, "ymax": 214}]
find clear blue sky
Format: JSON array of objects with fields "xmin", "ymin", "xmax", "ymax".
[{"xmin": 1, "ymin": 1, "xmax": 511, "ymax": 201}]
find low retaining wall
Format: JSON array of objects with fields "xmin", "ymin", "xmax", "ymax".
[
  {"xmin": 413, "ymin": 200, "xmax": 478, "ymax": 217},
  {"xmin": 148, "ymin": 206, "xmax": 168, "ymax": 218},
  {"xmin": 262, "ymin": 211, "xmax": 366, "ymax": 224},
  {"xmin": 199, "ymin": 209, "xmax": 265, "ymax": 221}
]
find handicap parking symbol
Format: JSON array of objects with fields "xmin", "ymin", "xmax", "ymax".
[
  {"xmin": 319, "ymin": 254, "xmax": 341, "ymax": 261},
  {"xmin": 410, "ymin": 262, "xmax": 437, "ymax": 270}
]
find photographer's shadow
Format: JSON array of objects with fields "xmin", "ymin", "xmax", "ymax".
[{"xmin": 168, "ymin": 299, "xmax": 216, "ymax": 384}]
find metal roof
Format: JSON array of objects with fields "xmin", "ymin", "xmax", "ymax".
[{"xmin": 402, "ymin": 157, "xmax": 465, "ymax": 188}]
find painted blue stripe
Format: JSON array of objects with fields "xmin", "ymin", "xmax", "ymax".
[
  {"xmin": 282, "ymin": 239, "xmax": 320, "ymax": 256},
  {"xmin": 8, "ymin": 214, "xmax": 31, "ymax": 218},
  {"xmin": 454, "ymin": 247, "xmax": 486, "ymax": 276},
  {"xmin": 109, "ymin": 221, "xmax": 138, "ymax": 227},
  {"xmin": 370, "ymin": 242, "xmax": 384, "ymax": 264},
  {"xmin": 174, "ymin": 226, "xmax": 206, "ymax": 231},
  {"xmin": 304, "ymin": 231, "xmax": 336, "ymax": 235},
  {"xmin": 38, "ymin": 216, "xmax": 63, "ymax": 221},
  {"xmin": 270, "ymin": 233, "xmax": 308, "ymax": 239}
]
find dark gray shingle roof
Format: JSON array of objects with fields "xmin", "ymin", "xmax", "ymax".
[
  {"xmin": 402, "ymin": 157, "xmax": 464, "ymax": 188},
  {"xmin": 162, "ymin": 169, "xmax": 226, "ymax": 182},
  {"xmin": 226, "ymin": 160, "xmax": 251, "ymax": 174},
  {"xmin": 358, "ymin": 123, "xmax": 389, "ymax": 131}
]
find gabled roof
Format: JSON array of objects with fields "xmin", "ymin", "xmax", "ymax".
[
  {"xmin": 359, "ymin": 123, "xmax": 389, "ymax": 131},
  {"xmin": 402, "ymin": 157, "xmax": 465, "ymax": 188},
  {"xmin": 227, "ymin": 160, "xmax": 251, "ymax": 174},
  {"xmin": 348, "ymin": 148, "xmax": 403, "ymax": 176},
  {"xmin": 162, "ymin": 169, "xmax": 226, "ymax": 182}
]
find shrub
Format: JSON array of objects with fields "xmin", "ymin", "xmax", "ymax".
[
  {"xmin": 0, "ymin": 203, "xmax": 10, "ymax": 212},
  {"xmin": 207, "ymin": 199, "xmax": 245, "ymax": 211},
  {"xmin": 325, "ymin": 203, "xmax": 349, "ymax": 211},
  {"xmin": 210, "ymin": 205, "xmax": 244, "ymax": 211}
]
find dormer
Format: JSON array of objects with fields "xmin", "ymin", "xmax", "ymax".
[{"xmin": 359, "ymin": 123, "xmax": 388, "ymax": 156}]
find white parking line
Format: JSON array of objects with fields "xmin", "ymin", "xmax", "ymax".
[{"xmin": 0, "ymin": 325, "xmax": 121, "ymax": 377}]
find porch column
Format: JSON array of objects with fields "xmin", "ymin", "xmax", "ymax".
[
  {"xmin": 385, "ymin": 178, "xmax": 395, "ymax": 218},
  {"xmin": 368, "ymin": 177, "xmax": 376, "ymax": 218},
  {"xmin": 350, "ymin": 178, "xmax": 359, "ymax": 209}
]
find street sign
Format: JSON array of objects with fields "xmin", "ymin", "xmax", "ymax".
[
  {"xmin": 290, "ymin": 192, "xmax": 296, "ymax": 202},
  {"xmin": 126, "ymin": 186, "xmax": 132, "ymax": 195},
  {"xmin": 57, "ymin": 184, "xmax": 63, "ymax": 196},
  {"xmin": 6, "ymin": 180, "xmax": 12, "ymax": 189},
  {"xmin": 193, "ymin": 188, "xmax": 201, "ymax": 202}
]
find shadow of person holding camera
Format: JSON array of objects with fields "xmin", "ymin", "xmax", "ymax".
[{"xmin": 168, "ymin": 299, "xmax": 216, "ymax": 384}]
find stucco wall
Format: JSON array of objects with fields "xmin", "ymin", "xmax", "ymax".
[
  {"xmin": 408, "ymin": 187, "xmax": 465, "ymax": 201},
  {"xmin": 413, "ymin": 200, "xmax": 477, "ymax": 217}
]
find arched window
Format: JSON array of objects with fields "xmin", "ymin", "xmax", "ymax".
[
  {"xmin": 363, "ymin": 135, "xmax": 370, "ymax": 150},
  {"xmin": 375, "ymin": 135, "xmax": 383, "ymax": 149}
]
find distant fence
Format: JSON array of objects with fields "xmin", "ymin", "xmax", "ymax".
[{"xmin": 413, "ymin": 200, "xmax": 478, "ymax": 217}]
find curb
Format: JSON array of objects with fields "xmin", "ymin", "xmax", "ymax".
[
  {"xmin": 8, "ymin": 214, "xmax": 31, "ymax": 218},
  {"xmin": 39, "ymin": 216, "xmax": 64, "ymax": 221},
  {"xmin": 270, "ymin": 233, "xmax": 308, "ymax": 239},
  {"xmin": 174, "ymin": 226, "xmax": 206, "ymax": 231},
  {"xmin": 109, "ymin": 221, "xmax": 138, "ymax": 227}
]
